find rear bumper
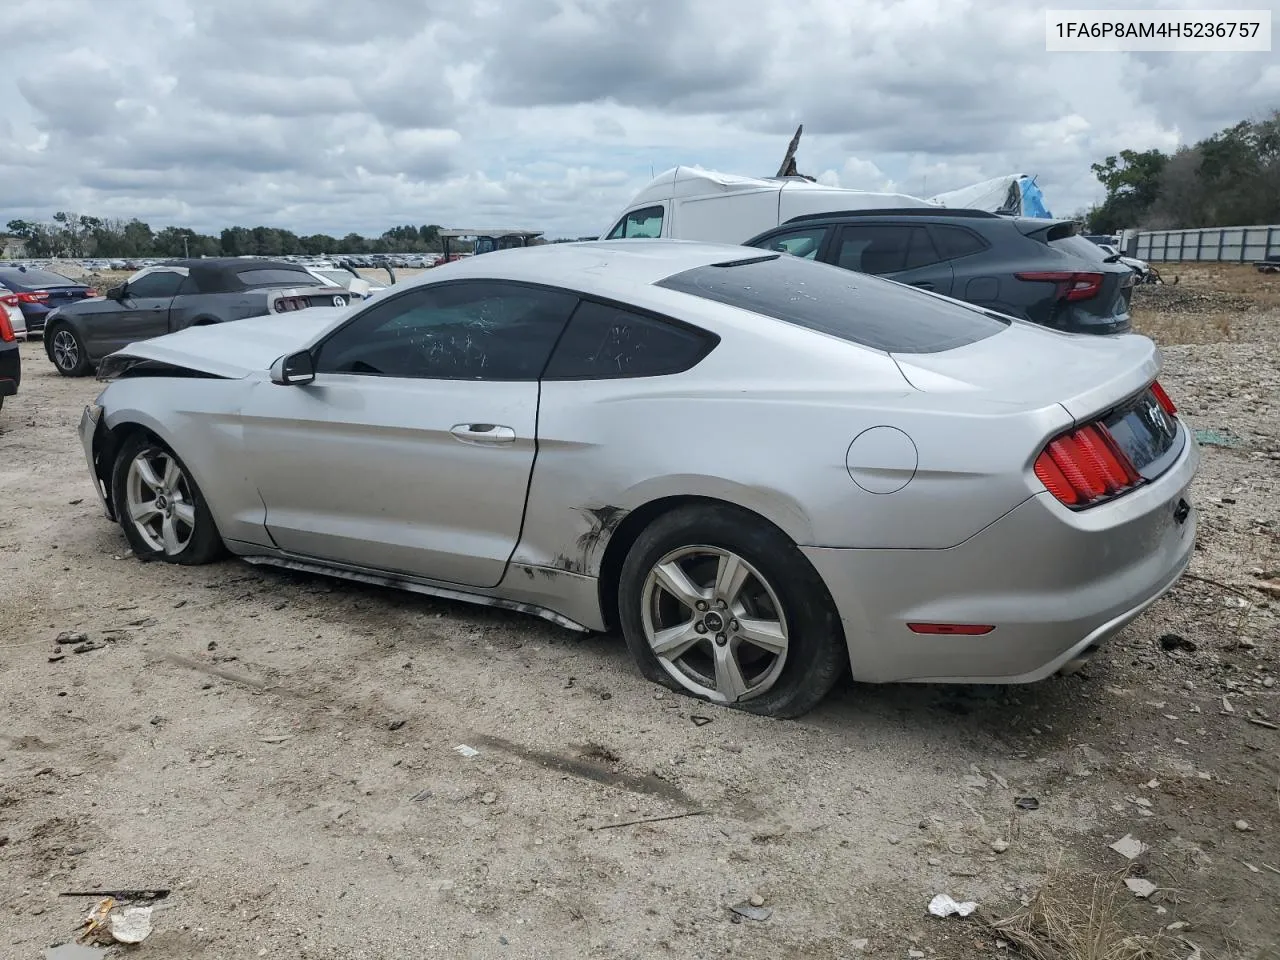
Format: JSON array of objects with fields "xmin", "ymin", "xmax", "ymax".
[
  {"xmin": 0, "ymin": 345, "xmax": 20, "ymax": 396},
  {"xmin": 804, "ymin": 426, "xmax": 1199, "ymax": 683}
]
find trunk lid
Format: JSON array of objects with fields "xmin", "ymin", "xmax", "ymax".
[
  {"xmin": 891, "ymin": 321, "xmax": 1160, "ymax": 423},
  {"xmin": 104, "ymin": 308, "xmax": 348, "ymax": 379}
]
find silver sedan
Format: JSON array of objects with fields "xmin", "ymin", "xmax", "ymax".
[{"xmin": 79, "ymin": 241, "xmax": 1198, "ymax": 717}]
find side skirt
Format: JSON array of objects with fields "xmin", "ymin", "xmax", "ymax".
[{"xmin": 241, "ymin": 553, "xmax": 593, "ymax": 633}]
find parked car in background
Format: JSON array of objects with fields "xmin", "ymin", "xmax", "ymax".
[
  {"xmin": 744, "ymin": 210, "xmax": 1137, "ymax": 335},
  {"xmin": 0, "ymin": 296, "xmax": 19, "ymax": 410},
  {"xmin": 79, "ymin": 241, "xmax": 1196, "ymax": 718},
  {"xmin": 306, "ymin": 266, "xmax": 386, "ymax": 300},
  {"xmin": 43, "ymin": 258, "xmax": 351, "ymax": 377},
  {"xmin": 1094, "ymin": 242, "xmax": 1158, "ymax": 284},
  {"xmin": 0, "ymin": 265, "xmax": 96, "ymax": 338},
  {"xmin": 1, "ymin": 284, "xmax": 28, "ymax": 340}
]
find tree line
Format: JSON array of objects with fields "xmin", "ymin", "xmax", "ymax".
[
  {"xmin": 3, "ymin": 217, "xmax": 449, "ymax": 259},
  {"xmin": 1086, "ymin": 110, "xmax": 1279, "ymax": 234}
]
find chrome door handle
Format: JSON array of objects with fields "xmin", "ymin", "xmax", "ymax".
[{"xmin": 450, "ymin": 423, "xmax": 516, "ymax": 445}]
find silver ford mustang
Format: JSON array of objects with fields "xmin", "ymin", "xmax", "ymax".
[{"xmin": 79, "ymin": 241, "xmax": 1198, "ymax": 717}]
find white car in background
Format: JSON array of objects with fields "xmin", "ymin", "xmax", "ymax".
[{"xmin": 1, "ymin": 286, "xmax": 28, "ymax": 339}]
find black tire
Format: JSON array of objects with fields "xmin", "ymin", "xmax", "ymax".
[
  {"xmin": 618, "ymin": 504, "xmax": 846, "ymax": 719},
  {"xmin": 111, "ymin": 433, "xmax": 223, "ymax": 565},
  {"xmin": 47, "ymin": 324, "xmax": 91, "ymax": 377}
]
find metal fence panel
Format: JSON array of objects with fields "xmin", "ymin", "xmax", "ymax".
[{"xmin": 1135, "ymin": 224, "xmax": 1280, "ymax": 262}]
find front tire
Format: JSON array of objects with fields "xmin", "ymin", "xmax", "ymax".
[
  {"xmin": 618, "ymin": 504, "xmax": 846, "ymax": 719},
  {"xmin": 111, "ymin": 434, "xmax": 223, "ymax": 565},
  {"xmin": 48, "ymin": 325, "xmax": 90, "ymax": 377}
]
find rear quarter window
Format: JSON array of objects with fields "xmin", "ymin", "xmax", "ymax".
[
  {"xmin": 237, "ymin": 268, "xmax": 318, "ymax": 287},
  {"xmin": 544, "ymin": 300, "xmax": 716, "ymax": 378},
  {"xmin": 656, "ymin": 254, "xmax": 1009, "ymax": 354}
]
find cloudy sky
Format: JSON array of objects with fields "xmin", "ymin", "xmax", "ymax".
[{"xmin": 2, "ymin": 0, "xmax": 1277, "ymax": 240}]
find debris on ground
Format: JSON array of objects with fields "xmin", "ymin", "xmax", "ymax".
[
  {"xmin": 108, "ymin": 905, "xmax": 154, "ymax": 943},
  {"xmin": 690, "ymin": 715, "xmax": 713, "ymax": 726},
  {"xmin": 1108, "ymin": 834, "xmax": 1148, "ymax": 860},
  {"xmin": 748, "ymin": 893, "xmax": 765, "ymax": 907},
  {"xmin": 991, "ymin": 839, "xmax": 1009, "ymax": 853},
  {"xmin": 1158, "ymin": 633, "xmax": 1197, "ymax": 653},
  {"xmin": 928, "ymin": 893, "xmax": 978, "ymax": 918},
  {"xmin": 1014, "ymin": 797, "xmax": 1040, "ymax": 811},
  {"xmin": 1234, "ymin": 820, "xmax": 1253, "ymax": 831},
  {"xmin": 1193, "ymin": 428, "xmax": 1245, "ymax": 448},
  {"xmin": 729, "ymin": 900, "xmax": 773, "ymax": 921},
  {"xmin": 454, "ymin": 744, "xmax": 480, "ymax": 758},
  {"xmin": 46, "ymin": 944, "xmax": 106, "ymax": 960},
  {"xmin": 1124, "ymin": 878, "xmax": 1158, "ymax": 899}
]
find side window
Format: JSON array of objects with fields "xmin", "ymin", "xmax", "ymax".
[
  {"xmin": 750, "ymin": 226, "xmax": 827, "ymax": 260},
  {"xmin": 126, "ymin": 271, "xmax": 185, "ymax": 298},
  {"xmin": 315, "ymin": 282, "xmax": 578, "ymax": 381},
  {"xmin": 834, "ymin": 225, "xmax": 942, "ymax": 274},
  {"xmin": 543, "ymin": 300, "xmax": 716, "ymax": 379},
  {"xmin": 931, "ymin": 225, "xmax": 987, "ymax": 260},
  {"xmin": 607, "ymin": 205, "xmax": 664, "ymax": 240},
  {"xmin": 175, "ymin": 276, "xmax": 198, "ymax": 297}
]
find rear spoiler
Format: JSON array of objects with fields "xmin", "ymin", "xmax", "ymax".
[{"xmin": 1017, "ymin": 219, "xmax": 1078, "ymax": 243}]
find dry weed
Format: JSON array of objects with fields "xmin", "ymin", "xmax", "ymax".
[{"xmin": 983, "ymin": 866, "xmax": 1172, "ymax": 960}]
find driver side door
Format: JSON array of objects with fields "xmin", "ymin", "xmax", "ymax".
[
  {"xmin": 240, "ymin": 280, "xmax": 579, "ymax": 588},
  {"xmin": 91, "ymin": 268, "xmax": 185, "ymax": 358}
]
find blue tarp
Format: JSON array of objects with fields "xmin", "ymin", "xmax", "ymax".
[{"xmin": 1018, "ymin": 177, "xmax": 1051, "ymax": 218}]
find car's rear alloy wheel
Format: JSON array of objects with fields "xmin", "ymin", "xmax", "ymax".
[
  {"xmin": 619, "ymin": 504, "xmax": 846, "ymax": 718},
  {"xmin": 111, "ymin": 434, "xmax": 223, "ymax": 565},
  {"xmin": 50, "ymin": 326, "xmax": 89, "ymax": 377},
  {"xmin": 641, "ymin": 546, "xmax": 789, "ymax": 703}
]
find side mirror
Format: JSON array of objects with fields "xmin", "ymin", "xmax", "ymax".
[
  {"xmin": 106, "ymin": 284, "xmax": 126, "ymax": 300},
  {"xmin": 270, "ymin": 350, "xmax": 316, "ymax": 386}
]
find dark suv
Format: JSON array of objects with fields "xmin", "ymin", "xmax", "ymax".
[{"xmin": 744, "ymin": 210, "xmax": 1135, "ymax": 334}]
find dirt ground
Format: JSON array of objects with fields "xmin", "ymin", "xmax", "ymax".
[{"xmin": 1, "ymin": 264, "xmax": 1277, "ymax": 960}]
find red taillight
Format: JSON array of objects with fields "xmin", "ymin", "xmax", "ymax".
[
  {"xmin": 275, "ymin": 296, "xmax": 309, "ymax": 313},
  {"xmin": 84, "ymin": 288, "xmax": 98, "ymax": 297},
  {"xmin": 1150, "ymin": 380, "xmax": 1176, "ymax": 415},
  {"xmin": 1015, "ymin": 271, "xmax": 1104, "ymax": 302},
  {"xmin": 907, "ymin": 623, "xmax": 995, "ymax": 635},
  {"xmin": 0, "ymin": 311, "xmax": 14, "ymax": 343},
  {"xmin": 1035, "ymin": 422, "xmax": 1142, "ymax": 508},
  {"xmin": 0, "ymin": 294, "xmax": 19, "ymax": 307},
  {"xmin": 17, "ymin": 291, "xmax": 49, "ymax": 303}
]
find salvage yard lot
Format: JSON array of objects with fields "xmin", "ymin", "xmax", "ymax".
[{"xmin": 1, "ymin": 264, "xmax": 1277, "ymax": 959}]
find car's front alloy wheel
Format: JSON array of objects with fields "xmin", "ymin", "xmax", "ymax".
[
  {"xmin": 49, "ymin": 326, "xmax": 90, "ymax": 377},
  {"xmin": 111, "ymin": 434, "xmax": 223, "ymax": 565},
  {"xmin": 641, "ymin": 546, "xmax": 789, "ymax": 704}
]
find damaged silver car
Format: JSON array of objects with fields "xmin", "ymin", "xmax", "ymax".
[{"xmin": 79, "ymin": 241, "xmax": 1198, "ymax": 717}]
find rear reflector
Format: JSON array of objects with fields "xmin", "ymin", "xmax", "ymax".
[
  {"xmin": 1035, "ymin": 421, "xmax": 1142, "ymax": 508},
  {"xmin": 1015, "ymin": 271, "xmax": 1104, "ymax": 302},
  {"xmin": 1150, "ymin": 380, "xmax": 1176, "ymax": 415},
  {"xmin": 0, "ymin": 310, "xmax": 13, "ymax": 343},
  {"xmin": 907, "ymin": 623, "xmax": 995, "ymax": 636}
]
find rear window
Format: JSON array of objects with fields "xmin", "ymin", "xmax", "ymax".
[
  {"xmin": 0, "ymin": 267, "xmax": 78, "ymax": 288},
  {"xmin": 236, "ymin": 268, "xmax": 317, "ymax": 287},
  {"xmin": 1050, "ymin": 235, "xmax": 1113, "ymax": 263},
  {"xmin": 655, "ymin": 254, "xmax": 1009, "ymax": 354}
]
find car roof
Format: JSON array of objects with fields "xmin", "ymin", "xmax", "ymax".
[
  {"xmin": 411, "ymin": 240, "xmax": 770, "ymax": 288},
  {"xmin": 154, "ymin": 257, "xmax": 314, "ymax": 294}
]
